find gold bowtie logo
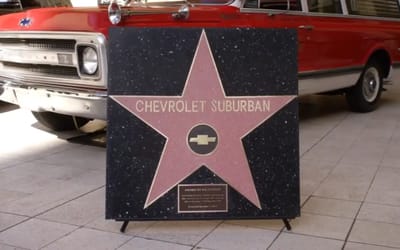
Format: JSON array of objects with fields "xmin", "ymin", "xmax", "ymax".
[{"xmin": 189, "ymin": 135, "xmax": 217, "ymax": 145}]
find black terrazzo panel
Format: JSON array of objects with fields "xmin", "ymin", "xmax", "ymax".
[{"xmin": 106, "ymin": 28, "xmax": 299, "ymax": 220}]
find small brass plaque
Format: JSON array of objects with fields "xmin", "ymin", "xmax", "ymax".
[{"xmin": 178, "ymin": 184, "xmax": 228, "ymax": 213}]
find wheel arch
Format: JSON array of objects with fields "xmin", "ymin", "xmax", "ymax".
[{"xmin": 366, "ymin": 49, "xmax": 391, "ymax": 78}]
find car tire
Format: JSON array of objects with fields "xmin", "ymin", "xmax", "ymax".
[
  {"xmin": 346, "ymin": 61, "xmax": 383, "ymax": 112},
  {"xmin": 32, "ymin": 111, "xmax": 90, "ymax": 131}
]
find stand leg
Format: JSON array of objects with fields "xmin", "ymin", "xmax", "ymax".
[
  {"xmin": 120, "ymin": 221, "xmax": 129, "ymax": 233},
  {"xmin": 282, "ymin": 219, "xmax": 292, "ymax": 231}
]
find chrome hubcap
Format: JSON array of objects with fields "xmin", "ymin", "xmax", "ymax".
[{"xmin": 362, "ymin": 67, "xmax": 380, "ymax": 102}]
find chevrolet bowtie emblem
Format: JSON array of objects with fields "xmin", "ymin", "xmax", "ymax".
[
  {"xmin": 187, "ymin": 124, "xmax": 218, "ymax": 155},
  {"xmin": 189, "ymin": 135, "xmax": 217, "ymax": 145},
  {"xmin": 19, "ymin": 18, "xmax": 32, "ymax": 27}
]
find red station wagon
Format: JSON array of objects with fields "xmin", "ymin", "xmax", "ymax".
[{"xmin": 0, "ymin": 0, "xmax": 399, "ymax": 131}]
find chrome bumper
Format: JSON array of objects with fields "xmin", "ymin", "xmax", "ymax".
[{"xmin": 0, "ymin": 80, "xmax": 107, "ymax": 120}]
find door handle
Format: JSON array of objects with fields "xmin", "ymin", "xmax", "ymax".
[{"xmin": 298, "ymin": 25, "xmax": 314, "ymax": 30}]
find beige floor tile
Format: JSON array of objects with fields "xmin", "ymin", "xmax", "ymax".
[
  {"xmin": 0, "ymin": 158, "xmax": 22, "ymax": 170},
  {"xmin": 338, "ymin": 113, "xmax": 370, "ymax": 127},
  {"xmin": 365, "ymin": 167, "xmax": 400, "ymax": 206},
  {"xmin": 0, "ymin": 169, "xmax": 74, "ymax": 194},
  {"xmin": 0, "ymin": 213, "xmax": 27, "ymax": 232},
  {"xmin": 355, "ymin": 119, "xmax": 397, "ymax": 144},
  {"xmin": 0, "ymin": 163, "xmax": 102, "ymax": 200},
  {"xmin": 224, "ymin": 219, "xmax": 284, "ymax": 231},
  {"xmin": 340, "ymin": 142, "xmax": 387, "ymax": 166},
  {"xmin": 358, "ymin": 203, "xmax": 400, "ymax": 225},
  {"xmin": 381, "ymin": 144, "xmax": 400, "ymax": 169},
  {"xmin": 372, "ymin": 95, "xmax": 400, "ymax": 118},
  {"xmin": 321, "ymin": 118, "xmax": 366, "ymax": 141},
  {"xmin": 65, "ymin": 169, "xmax": 105, "ymax": 187},
  {"xmin": 320, "ymin": 130, "xmax": 361, "ymax": 148},
  {"xmin": 288, "ymin": 213, "xmax": 353, "ymax": 240},
  {"xmin": 0, "ymin": 167, "xmax": 37, "ymax": 189},
  {"xmin": 38, "ymin": 188, "xmax": 105, "ymax": 226},
  {"xmin": 137, "ymin": 220, "xmax": 220, "ymax": 246},
  {"xmin": 197, "ymin": 223, "xmax": 278, "ymax": 250},
  {"xmin": 302, "ymin": 145, "xmax": 346, "ymax": 164},
  {"xmin": 269, "ymin": 232, "xmax": 343, "ymax": 250},
  {"xmin": 299, "ymin": 129, "xmax": 325, "ymax": 143},
  {"xmin": 392, "ymin": 128, "xmax": 400, "ymax": 142},
  {"xmin": 42, "ymin": 228, "xmax": 131, "ymax": 250},
  {"xmin": 1, "ymin": 183, "xmax": 102, "ymax": 216},
  {"xmin": 355, "ymin": 130, "xmax": 394, "ymax": 146},
  {"xmin": 118, "ymin": 237, "xmax": 192, "ymax": 250},
  {"xmin": 36, "ymin": 147, "xmax": 106, "ymax": 171},
  {"xmin": 300, "ymin": 159, "xmax": 336, "ymax": 197},
  {"xmin": 314, "ymin": 163, "xmax": 378, "ymax": 201},
  {"xmin": 0, "ymin": 189, "xmax": 30, "ymax": 207},
  {"xmin": 0, "ymin": 218, "xmax": 77, "ymax": 250},
  {"xmin": 0, "ymin": 161, "xmax": 93, "ymax": 184},
  {"xmin": 86, "ymin": 217, "xmax": 156, "ymax": 236},
  {"xmin": 302, "ymin": 197, "xmax": 360, "ymax": 218},
  {"xmin": 299, "ymin": 134, "xmax": 320, "ymax": 157},
  {"xmin": 349, "ymin": 220, "xmax": 400, "ymax": 248},
  {"xmin": 0, "ymin": 113, "xmax": 75, "ymax": 163},
  {"xmin": 300, "ymin": 195, "xmax": 309, "ymax": 206},
  {"xmin": 0, "ymin": 243, "xmax": 28, "ymax": 250},
  {"xmin": 344, "ymin": 242, "xmax": 400, "ymax": 250}
]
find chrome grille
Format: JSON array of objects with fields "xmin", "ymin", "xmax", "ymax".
[
  {"xmin": 0, "ymin": 38, "xmax": 76, "ymax": 50},
  {"xmin": 3, "ymin": 62, "xmax": 80, "ymax": 78},
  {"xmin": 0, "ymin": 32, "xmax": 107, "ymax": 89}
]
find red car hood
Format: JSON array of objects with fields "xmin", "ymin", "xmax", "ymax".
[{"xmin": 0, "ymin": 6, "xmax": 239, "ymax": 36}]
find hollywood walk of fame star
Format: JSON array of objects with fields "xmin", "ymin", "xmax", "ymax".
[{"xmin": 111, "ymin": 30, "xmax": 295, "ymax": 209}]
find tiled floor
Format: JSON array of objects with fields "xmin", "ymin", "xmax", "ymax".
[{"xmin": 1, "ymin": 83, "xmax": 400, "ymax": 250}]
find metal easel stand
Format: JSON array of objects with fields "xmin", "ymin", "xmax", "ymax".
[
  {"xmin": 120, "ymin": 221, "xmax": 129, "ymax": 233},
  {"xmin": 282, "ymin": 218, "xmax": 292, "ymax": 231},
  {"xmin": 120, "ymin": 219, "xmax": 292, "ymax": 233}
]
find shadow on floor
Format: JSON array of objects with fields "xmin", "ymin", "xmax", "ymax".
[
  {"xmin": 299, "ymin": 94, "xmax": 349, "ymax": 121},
  {"xmin": 31, "ymin": 119, "xmax": 107, "ymax": 148},
  {"xmin": 0, "ymin": 101, "xmax": 19, "ymax": 113}
]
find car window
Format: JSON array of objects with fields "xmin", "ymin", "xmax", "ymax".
[
  {"xmin": 346, "ymin": 0, "xmax": 400, "ymax": 18},
  {"xmin": 308, "ymin": 0, "xmax": 342, "ymax": 14},
  {"xmin": 261, "ymin": 0, "xmax": 301, "ymax": 10},
  {"xmin": 244, "ymin": 0, "xmax": 301, "ymax": 11}
]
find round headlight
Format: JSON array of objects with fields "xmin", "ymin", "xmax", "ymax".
[{"xmin": 82, "ymin": 47, "xmax": 98, "ymax": 75}]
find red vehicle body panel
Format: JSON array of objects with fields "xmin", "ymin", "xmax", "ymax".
[{"xmin": 0, "ymin": 6, "xmax": 399, "ymax": 74}]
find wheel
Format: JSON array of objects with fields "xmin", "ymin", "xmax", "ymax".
[
  {"xmin": 346, "ymin": 61, "xmax": 383, "ymax": 112},
  {"xmin": 32, "ymin": 111, "xmax": 90, "ymax": 131}
]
